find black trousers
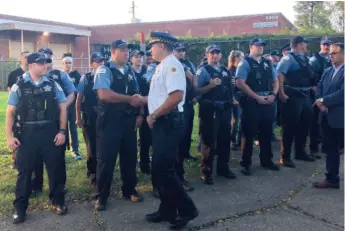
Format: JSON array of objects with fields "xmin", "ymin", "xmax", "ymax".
[
  {"xmin": 240, "ymin": 99, "xmax": 274, "ymax": 167},
  {"xmin": 139, "ymin": 109, "xmax": 152, "ymax": 170},
  {"xmin": 83, "ymin": 116, "xmax": 97, "ymax": 177},
  {"xmin": 151, "ymin": 112, "xmax": 197, "ymax": 218},
  {"xmin": 280, "ymin": 96, "xmax": 313, "ymax": 160},
  {"xmin": 176, "ymin": 103, "xmax": 194, "ymax": 181},
  {"xmin": 96, "ymin": 113, "xmax": 137, "ymax": 203},
  {"xmin": 14, "ymin": 123, "xmax": 65, "ymax": 215},
  {"xmin": 310, "ymin": 105, "xmax": 322, "ymax": 151},
  {"xmin": 199, "ymin": 104, "xmax": 231, "ymax": 177},
  {"xmin": 322, "ymin": 118, "xmax": 344, "ymax": 184}
]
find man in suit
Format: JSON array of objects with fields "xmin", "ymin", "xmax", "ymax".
[{"xmin": 313, "ymin": 42, "xmax": 344, "ymax": 189}]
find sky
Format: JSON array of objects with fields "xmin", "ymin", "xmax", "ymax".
[{"xmin": 0, "ymin": 0, "xmax": 296, "ymax": 26}]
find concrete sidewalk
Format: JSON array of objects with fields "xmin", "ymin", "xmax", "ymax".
[{"xmin": 1, "ymin": 148, "xmax": 343, "ymax": 231}]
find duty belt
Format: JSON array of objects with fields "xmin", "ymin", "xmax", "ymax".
[
  {"xmin": 202, "ymin": 99, "xmax": 231, "ymax": 109},
  {"xmin": 284, "ymin": 85, "xmax": 310, "ymax": 97}
]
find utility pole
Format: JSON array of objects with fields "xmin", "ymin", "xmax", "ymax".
[{"xmin": 130, "ymin": 1, "xmax": 136, "ymax": 23}]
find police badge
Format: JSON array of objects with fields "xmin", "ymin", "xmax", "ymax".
[
  {"xmin": 52, "ymin": 74, "xmax": 59, "ymax": 80},
  {"xmin": 263, "ymin": 62, "xmax": 269, "ymax": 70},
  {"xmin": 43, "ymin": 85, "xmax": 52, "ymax": 92},
  {"xmin": 222, "ymin": 71, "xmax": 228, "ymax": 76}
]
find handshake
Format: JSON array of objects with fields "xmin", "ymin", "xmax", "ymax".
[{"xmin": 130, "ymin": 94, "xmax": 147, "ymax": 107}]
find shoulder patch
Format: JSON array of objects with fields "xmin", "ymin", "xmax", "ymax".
[
  {"xmin": 282, "ymin": 55, "xmax": 290, "ymax": 61},
  {"xmin": 96, "ymin": 68, "xmax": 106, "ymax": 74},
  {"xmin": 55, "ymin": 82, "xmax": 63, "ymax": 92},
  {"xmin": 238, "ymin": 61, "xmax": 244, "ymax": 67},
  {"xmin": 171, "ymin": 67, "xmax": 176, "ymax": 72},
  {"xmin": 11, "ymin": 84, "xmax": 18, "ymax": 92},
  {"xmin": 196, "ymin": 69, "xmax": 202, "ymax": 75}
]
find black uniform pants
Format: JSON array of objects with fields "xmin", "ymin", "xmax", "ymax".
[
  {"xmin": 240, "ymin": 99, "xmax": 274, "ymax": 167},
  {"xmin": 176, "ymin": 103, "xmax": 194, "ymax": 181},
  {"xmin": 322, "ymin": 118, "xmax": 344, "ymax": 184},
  {"xmin": 151, "ymin": 112, "xmax": 197, "ymax": 218},
  {"xmin": 139, "ymin": 109, "xmax": 152, "ymax": 170},
  {"xmin": 199, "ymin": 104, "xmax": 231, "ymax": 177},
  {"xmin": 310, "ymin": 105, "xmax": 322, "ymax": 151},
  {"xmin": 96, "ymin": 113, "xmax": 137, "ymax": 203},
  {"xmin": 280, "ymin": 96, "xmax": 313, "ymax": 160},
  {"xmin": 14, "ymin": 123, "xmax": 65, "ymax": 215},
  {"xmin": 83, "ymin": 117, "xmax": 97, "ymax": 177}
]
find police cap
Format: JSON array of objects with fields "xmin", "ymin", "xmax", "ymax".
[
  {"xmin": 174, "ymin": 43, "xmax": 186, "ymax": 51},
  {"xmin": 321, "ymin": 39, "xmax": 332, "ymax": 45},
  {"xmin": 270, "ymin": 50, "xmax": 280, "ymax": 56},
  {"xmin": 149, "ymin": 32, "xmax": 178, "ymax": 46},
  {"xmin": 38, "ymin": 47, "xmax": 53, "ymax": 56},
  {"xmin": 27, "ymin": 52, "xmax": 48, "ymax": 64},
  {"xmin": 90, "ymin": 52, "xmax": 104, "ymax": 63},
  {"xmin": 130, "ymin": 50, "xmax": 145, "ymax": 59},
  {"xmin": 291, "ymin": 36, "xmax": 309, "ymax": 46},
  {"xmin": 281, "ymin": 44, "xmax": 291, "ymax": 52},
  {"xmin": 249, "ymin": 38, "xmax": 266, "ymax": 46},
  {"xmin": 111, "ymin": 40, "xmax": 128, "ymax": 49},
  {"xmin": 146, "ymin": 50, "xmax": 152, "ymax": 56}
]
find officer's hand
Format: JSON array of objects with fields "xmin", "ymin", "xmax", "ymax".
[
  {"xmin": 210, "ymin": 78, "xmax": 221, "ymax": 88},
  {"xmin": 233, "ymin": 98, "xmax": 239, "ymax": 105},
  {"xmin": 146, "ymin": 115, "xmax": 155, "ymax": 129},
  {"xmin": 130, "ymin": 95, "xmax": 143, "ymax": 108},
  {"xmin": 265, "ymin": 95, "xmax": 276, "ymax": 104},
  {"xmin": 54, "ymin": 133, "xmax": 65, "ymax": 146},
  {"xmin": 135, "ymin": 115, "xmax": 144, "ymax": 129},
  {"xmin": 7, "ymin": 136, "xmax": 20, "ymax": 150},
  {"xmin": 319, "ymin": 105, "xmax": 328, "ymax": 113},
  {"xmin": 192, "ymin": 98, "xmax": 198, "ymax": 105},
  {"xmin": 256, "ymin": 96, "xmax": 268, "ymax": 104},
  {"xmin": 279, "ymin": 93, "xmax": 289, "ymax": 103},
  {"xmin": 76, "ymin": 119, "xmax": 84, "ymax": 128}
]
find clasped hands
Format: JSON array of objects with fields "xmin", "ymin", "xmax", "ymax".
[
  {"xmin": 314, "ymin": 99, "xmax": 328, "ymax": 113},
  {"xmin": 129, "ymin": 94, "xmax": 146, "ymax": 107}
]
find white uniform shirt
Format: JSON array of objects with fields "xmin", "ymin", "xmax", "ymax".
[{"xmin": 148, "ymin": 54, "xmax": 186, "ymax": 114}]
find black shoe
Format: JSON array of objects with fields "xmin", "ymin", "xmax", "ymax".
[
  {"xmin": 30, "ymin": 189, "xmax": 42, "ymax": 198},
  {"xmin": 52, "ymin": 204, "xmax": 68, "ymax": 215},
  {"xmin": 13, "ymin": 212, "xmax": 26, "ymax": 224},
  {"xmin": 185, "ymin": 154, "xmax": 198, "ymax": 161},
  {"xmin": 146, "ymin": 211, "xmax": 176, "ymax": 223},
  {"xmin": 295, "ymin": 154, "xmax": 316, "ymax": 162},
  {"xmin": 261, "ymin": 162, "xmax": 280, "ymax": 171},
  {"xmin": 123, "ymin": 191, "xmax": 144, "ymax": 202},
  {"xmin": 241, "ymin": 167, "xmax": 252, "ymax": 176},
  {"xmin": 217, "ymin": 169, "xmax": 237, "ymax": 179},
  {"xmin": 94, "ymin": 199, "xmax": 106, "ymax": 211},
  {"xmin": 182, "ymin": 181, "xmax": 195, "ymax": 192},
  {"xmin": 152, "ymin": 188, "xmax": 160, "ymax": 199},
  {"xmin": 200, "ymin": 175, "xmax": 214, "ymax": 185},
  {"xmin": 280, "ymin": 159, "xmax": 296, "ymax": 168},
  {"xmin": 169, "ymin": 210, "xmax": 199, "ymax": 230}
]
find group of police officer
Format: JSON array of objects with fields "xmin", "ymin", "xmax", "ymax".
[{"xmin": 5, "ymin": 32, "xmax": 343, "ymax": 229}]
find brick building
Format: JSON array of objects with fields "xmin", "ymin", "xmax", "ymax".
[{"xmin": 0, "ymin": 12, "xmax": 294, "ymax": 77}]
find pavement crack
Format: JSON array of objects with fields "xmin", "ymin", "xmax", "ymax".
[{"xmin": 284, "ymin": 204, "xmax": 344, "ymax": 230}]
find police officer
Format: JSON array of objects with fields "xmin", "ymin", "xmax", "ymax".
[
  {"xmin": 143, "ymin": 31, "xmax": 198, "ymax": 230},
  {"xmin": 281, "ymin": 44, "xmax": 291, "ymax": 57},
  {"xmin": 146, "ymin": 50, "xmax": 154, "ymax": 65},
  {"xmin": 236, "ymin": 38, "xmax": 280, "ymax": 176},
  {"xmin": 62, "ymin": 53, "xmax": 82, "ymax": 160},
  {"xmin": 93, "ymin": 39, "xmax": 144, "ymax": 210},
  {"xmin": 6, "ymin": 53, "xmax": 68, "ymax": 224},
  {"xmin": 76, "ymin": 53, "xmax": 105, "ymax": 186},
  {"xmin": 270, "ymin": 50, "xmax": 280, "ymax": 68},
  {"xmin": 277, "ymin": 36, "xmax": 316, "ymax": 168},
  {"xmin": 130, "ymin": 50, "xmax": 151, "ymax": 174},
  {"xmin": 196, "ymin": 44, "xmax": 236, "ymax": 185},
  {"xmin": 31, "ymin": 48, "xmax": 76, "ymax": 197},
  {"xmin": 309, "ymin": 39, "xmax": 333, "ymax": 157},
  {"xmin": 7, "ymin": 51, "xmax": 30, "ymax": 169}
]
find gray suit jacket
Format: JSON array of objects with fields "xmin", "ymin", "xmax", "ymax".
[{"xmin": 316, "ymin": 65, "xmax": 344, "ymax": 128}]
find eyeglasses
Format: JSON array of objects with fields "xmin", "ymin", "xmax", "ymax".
[
  {"xmin": 64, "ymin": 62, "xmax": 72, "ymax": 64},
  {"xmin": 330, "ymin": 52, "xmax": 342, "ymax": 56}
]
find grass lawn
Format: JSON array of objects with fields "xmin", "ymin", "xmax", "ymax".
[{"xmin": 0, "ymin": 91, "xmax": 281, "ymax": 217}]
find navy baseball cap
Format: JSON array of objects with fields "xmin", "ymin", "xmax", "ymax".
[
  {"xmin": 27, "ymin": 52, "xmax": 48, "ymax": 64},
  {"xmin": 206, "ymin": 44, "xmax": 221, "ymax": 53},
  {"xmin": 90, "ymin": 52, "xmax": 104, "ymax": 63},
  {"xmin": 38, "ymin": 47, "xmax": 53, "ymax": 56},
  {"xmin": 130, "ymin": 50, "xmax": 145, "ymax": 58},
  {"xmin": 281, "ymin": 44, "xmax": 291, "ymax": 52},
  {"xmin": 270, "ymin": 50, "xmax": 280, "ymax": 56},
  {"xmin": 250, "ymin": 38, "xmax": 266, "ymax": 46},
  {"xmin": 111, "ymin": 40, "xmax": 128, "ymax": 49},
  {"xmin": 174, "ymin": 43, "xmax": 186, "ymax": 51},
  {"xmin": 149, "ymin": 31, "xmax": 178, "ymax": 46},
  {"xmin": 146, "ymin": 50, "xmax": 152, "ymax": 56},
  {"xmin": 321, "ymin": 39, "xmax": 332, "ymax": 45},
  {"xmin": 291, "ymin": 36, "xmax": 309, "ymax": 46}
]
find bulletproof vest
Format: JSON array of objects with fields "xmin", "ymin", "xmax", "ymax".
[
  {"xmin": 286, "ymin": 53, "xmax": 314, "ymax": 87},
  {"xmin": 16, "ymin": 79, "xmax": 58, "ymax": 123},
  {"xmin": 201, "ymin": 65, "xmax": 233, "ymax": 102},
  {"xmin": 179, "ymin": 59, "xmax": 195, "ymax": 101},
  {"xmin": 314, "ymin": 52, "xmax": 332, "ymax": 82},
  {"xmin": 82, "ymin": 72, "xmax": 98, "ymax": 118},
  {"xmin": 245, "ymin": 57, "xmax": 273, "ymax": 92},
  {"xmin": 47, "ymin": 69, "xmax": 69, "ymax": 96},
  {"xmin": 99, "ymin": 63, "xmax": 139, "ymax": 115},
  {"xmin": 68, "ymin": 70, "xmax": 81, "ymax": 88},
  {"xmin": 134, "ymin": 66, "xmax": 149, "ymax": 96}
]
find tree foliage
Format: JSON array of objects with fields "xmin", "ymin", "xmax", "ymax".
[
  {"xmin": 294, "ymin": 1, "xmax": 332, "ymax": 29},
  {"xmin": 325, "ymin": 1, "xmax": 345, "ymax": 33}
]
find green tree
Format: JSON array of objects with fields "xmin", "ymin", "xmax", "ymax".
[
  {"xmin": 293, "ymin": 1, "xmax": 332, "ymax": 29},
  {"xmin": 325, "ymin": 1, "xmax": 344, "ymax": 33}
]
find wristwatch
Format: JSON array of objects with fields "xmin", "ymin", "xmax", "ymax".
[
  {"xmin": 58, "ymin": 129, "xmax": 66, "ymax": 135},
  {"xmin": 150, "ymin": 114, "xmax": 157, "ymax": 121}
]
